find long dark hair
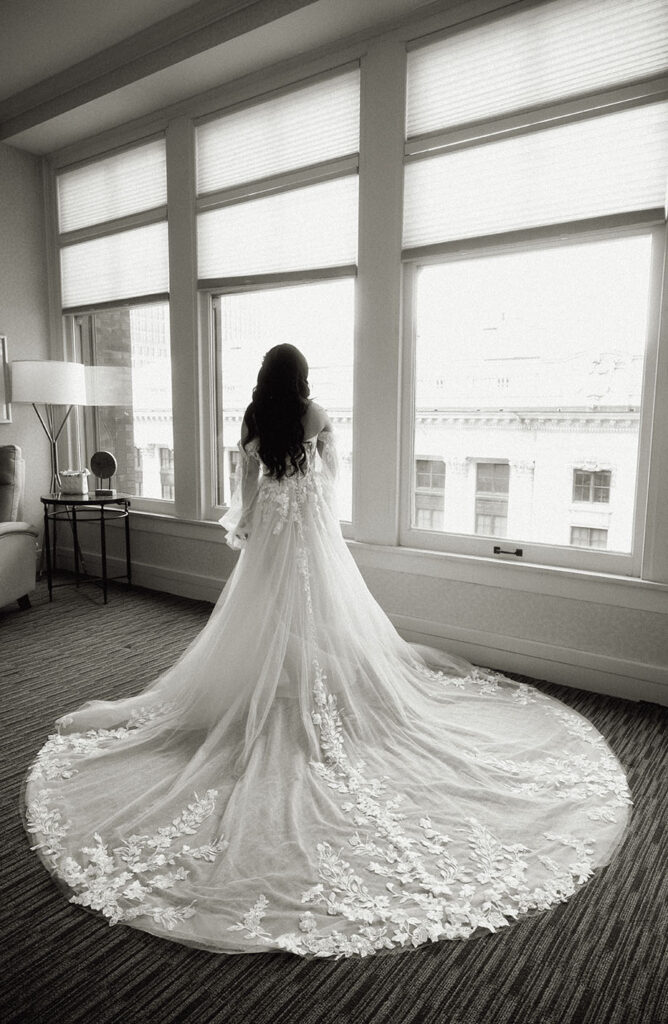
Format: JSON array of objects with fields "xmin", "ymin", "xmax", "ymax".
[{"xmin": 243, "ymin": 344, "xmax": 310, "ymax": 479}]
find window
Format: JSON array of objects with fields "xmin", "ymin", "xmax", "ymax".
[
  {"xmin": 58, "ymin": 139, "xmax": 173, "ymax": 508},
  {"xmin": 74, "ymin": 302, "xmax": 173, "ymax": 501},
  {"xmin": 414, "ymin": 458, "xmax": 445, "ymax": 531},
  {"xmin": 571, "ymin": 527, "xmax": 608, "ymax": 550},
  {"xmin": 213, "ymin": 279, "xmax": 355, "ymax": 520},
  {"xmin": 573, "ymin": 470, "xmax": 611, "ymax": 504},
  {"xmin": 402, "ymin": 0, "xmax": 668, "ymax": 569},
  {"xmin": 475, "ymin": 463, "xmax": 509, "ymax": 538},
  {"xmin": 197, "ymin": 68, "xmax": 359, "ymax": 522}
]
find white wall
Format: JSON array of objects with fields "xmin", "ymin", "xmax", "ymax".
[{"xmin": 0, "ymin": 142, "xmax": 51, "ymax": 528}]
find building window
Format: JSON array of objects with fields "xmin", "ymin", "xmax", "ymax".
[
  {"xmin": 159, "ymin": 447, "xmax": 175, "ymax": 500},
  {"xmin": 571, "ymin": 527, "xmax": 608, "ymax": 549},
  {"xmin": 475, "ymin": 463, "xmax": 509, "ymax": 538},
  {"xmin": 573, "ymin": 470, "xmax": 611, "ymax": 503},
  {"xmin": 414, "ymin": 458, "xmax": 445, "ymax": 531}
]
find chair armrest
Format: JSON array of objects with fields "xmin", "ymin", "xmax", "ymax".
[{"xmin": 0, "ymin": 521, "xmax": 39, "ymax": 539}]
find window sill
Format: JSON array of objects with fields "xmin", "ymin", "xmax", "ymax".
[{"xmin": 103, "ymin": 508, "xmax": 668, "ymax": 613}]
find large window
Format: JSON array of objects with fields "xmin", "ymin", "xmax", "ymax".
[
  {"xmin": 409, "ymin": 235, "xmax": 653, "ymax": 556},
  {"xmin": 402, "ymin": 0, "xmax": 668, "ymax": 569},
  {"xmin": 48, "ymin": 0, "xmax": 668, "ymax": 584},
  {"xmin": 58, "ymin": 139, "xmax": 173, "ymax": 508},
  {"xmin": 196, "ymin": 67, "xmax": 359, "ymax": 522}
]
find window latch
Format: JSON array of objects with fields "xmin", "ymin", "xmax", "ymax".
[{"xmin": 493, "ymin": 546, "xmax": 523, "ymax": 557}]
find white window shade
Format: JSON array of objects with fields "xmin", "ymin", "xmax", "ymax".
[
  {"xmin": 407, "ymin": 0, "xmax": 668, "ymax": 138},
  {"xmin": 196, "ymin": 69, "xmax": 360, "ymax": 195},
  {"xmin": 57, "ymin": 139, "xmax": 167, "ymax": 233},
  {"xmin": 198, "ymin": 176, "xmax": 358, "ymax": 278},
  {"xmin": 61, "ymin": 222, "xmax": 169, "ymax": 308},
  {"xmin": 403, "ymin": 101, "xmax": 668, "ymax": 249}
]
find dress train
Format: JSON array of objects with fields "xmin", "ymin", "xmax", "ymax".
[{"xmin": 23, "ymin": 432, "xmax": 631, "ymax": 957}]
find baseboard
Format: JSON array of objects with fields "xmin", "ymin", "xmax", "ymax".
[
  {"xmin": 391, "ymin": 614, "xmax": 668, "ymax": 705},
  {"xmin": 54, "ymin": 550, "xmax": 667, "ymax": 706}
]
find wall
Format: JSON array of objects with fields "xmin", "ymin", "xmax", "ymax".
[
  {"xmin": 57, "ymin": 513, "xmax": 668, "ymax": 706},
  {"xmin": 0, "ymin": 142, "xmax": 50, "ymax": 527}
]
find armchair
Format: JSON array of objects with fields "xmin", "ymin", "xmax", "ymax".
[{"xmin": 0, "ymin": 445, "xmax": 39, "ymax": 610}]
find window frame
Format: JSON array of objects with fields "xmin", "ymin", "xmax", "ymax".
[{"xmin": 399, "ymin": 222, "xmax": 665, "ymax": 575}]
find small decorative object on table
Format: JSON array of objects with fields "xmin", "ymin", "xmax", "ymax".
[
  {"xmin": 59, "ymin": 470, "xmax": 89, "ymax": 495},
  {"xmin": 91, "ymin": 451, "xmax": 118, "ymax": 497}
]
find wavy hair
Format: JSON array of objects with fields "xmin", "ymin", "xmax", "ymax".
[{"xmin": 243, "ymin": 344, "xmax": 310, "ymax": 479}]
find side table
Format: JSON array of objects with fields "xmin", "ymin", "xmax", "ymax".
[{"xmin": 41, "ymin": 494, "xmax": 132, "ymax": 604}]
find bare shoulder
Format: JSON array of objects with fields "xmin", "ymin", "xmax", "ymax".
[{"xmin": 303, "ymin": 401, "xmax": 332, "ymax": 437}]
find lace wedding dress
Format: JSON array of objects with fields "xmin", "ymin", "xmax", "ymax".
[{"xmin": 23, "ymin": 431, "xmax": 631, "ymax": 958}]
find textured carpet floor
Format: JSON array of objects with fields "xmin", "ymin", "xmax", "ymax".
[{"xmin": 1, "ymin": 579, "xmax": 666, "ymax": 1024}]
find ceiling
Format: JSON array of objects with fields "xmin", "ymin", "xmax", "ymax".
[{"xmin": 0, "ymin": 0, "xmax": 446, "ymax": 155}]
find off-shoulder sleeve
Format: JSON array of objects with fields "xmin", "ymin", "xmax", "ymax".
[
  {"xmin": 218, "ymin": 442, "xmax": 260, "ymax": 550},
  {"xmin": 317, "ymin": 428, "xmax": 338, "ymax": 516}
]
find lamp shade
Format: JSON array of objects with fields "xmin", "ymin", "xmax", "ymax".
[{"xmin": 11, "ymin": 361, "xmax": 87, "ymax": 405}]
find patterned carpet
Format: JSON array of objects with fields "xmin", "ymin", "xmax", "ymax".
[{"xmin": 1, "ymin": 579, "xmax": 666, "ymax": 1024}]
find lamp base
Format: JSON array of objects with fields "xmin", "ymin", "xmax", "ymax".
[{"xmin": 94, "ymin": 488, "xmax": 116, "ymax": 497}]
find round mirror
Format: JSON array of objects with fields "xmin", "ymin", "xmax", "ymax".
[{"xmin": 90, "ymin": 451, "xmax": 118, "ymax": 479}]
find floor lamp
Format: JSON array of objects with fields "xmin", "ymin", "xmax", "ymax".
[{"xmin": 10, "ymin": 360, "xmax": 87, "ymax": 493}]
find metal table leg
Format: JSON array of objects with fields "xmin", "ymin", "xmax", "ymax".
[
  {"xmin": 43, "ymin": 504, "xmax": 53, "ymax": 601},
  {"xmin": 71, "ymin": 506, "xmax": 80, "ymax": 586},
  {"xmin": 124, "ymin": 502, "xmax": 132, "ymax": 586},
  {"xmin": 100, "ymin": 505, "xmax": 108, "ymax": 604}
]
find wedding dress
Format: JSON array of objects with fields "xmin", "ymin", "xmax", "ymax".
[{"xmin": 23, "ymin": 430, "xmax": 631, "ymax": 958}]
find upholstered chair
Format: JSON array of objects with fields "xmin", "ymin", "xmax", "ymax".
[{"xmin": 0, "ymin": 445, "xmax": 39, "ymax": 610}]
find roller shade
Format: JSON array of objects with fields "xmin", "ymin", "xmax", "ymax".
[
  {"xmin": 61, "ymin": 222, "xmax": 169, "ymax": 308},
  {"xmin": 196, "ymin": 68, "xmax": 360, "ymax": 195},
  {"xmin": 403, "ymin": 101, "xmax": 668, "ymax": 248},
  {"xmin": 198, "ymin": 176, "xmax": 358, "ymax": 278},
  {"xmin": 406, "ymin": 0, "xmax": 668, "ymax": 138},
  {"xmin": 57, "ymin": 139, "xmax": 167, "ymax": 233}
]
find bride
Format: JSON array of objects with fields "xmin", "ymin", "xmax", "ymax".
[{"xmin": 23, "ymin": 344, "xmax": 631, "ymax": 958}]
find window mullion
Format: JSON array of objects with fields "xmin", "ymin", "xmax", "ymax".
[
  {"xmin": 166, "ymin": 116, "xmax": 200, "ymax": 521},
  {"xmin": 354, "ymin": 37, "xmax": 407, "ymax": 545}
]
